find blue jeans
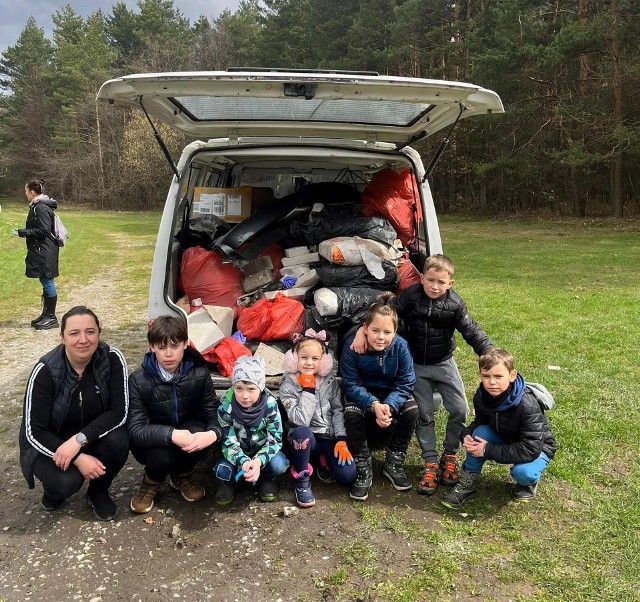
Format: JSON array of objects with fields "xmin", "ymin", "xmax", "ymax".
[
  {"xmin": 463, "ymin": 424, "xmax": 550, "ymax": 486},
  {"xmin": 39, "ymin": 276, "xmax": 57, "ymax": 297},
  {"xmin": 214, "ymin": 451, "xmax": 289, "ymax": 482}
]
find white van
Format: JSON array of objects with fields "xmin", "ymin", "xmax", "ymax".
[{"xmin": 98, "ymin": 69, "xmax": 503, "ymax": 386}]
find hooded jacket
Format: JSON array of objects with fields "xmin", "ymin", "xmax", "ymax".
[
  {"xmin": 339, "ymin": 333, "xmax": 416, "ymax": 412},
  {"xmin": 393, "ymin": 284, "xmax": 492, "ymax": 365},
  {"xmin": 461, "ymin": 374, "xmax": 558, "ymax": 465},
  {"xmin": 17, "ymin": 195, "xmax": 59, "ymax": 279},
  {"xmin": 127, "ymin": 346, "xmax": 221, "ymax": 448}
]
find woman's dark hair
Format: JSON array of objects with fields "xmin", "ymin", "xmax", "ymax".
[
  {"xmin": 61, "ymin": 306, "xmax": 101, "ymax": 334},
  {"xmin": 25, "ymin": 179, "xmax": 45, "ymax": 195},
  {"xmin": 363, "ymin": 291, "xmax": 398, "ymax": 330}
]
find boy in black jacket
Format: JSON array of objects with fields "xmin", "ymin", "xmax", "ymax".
[
  {"xmin": 354, "ymin": 254, "xmax": 493, "ymax": 495},
  {"xmin": 127, "ymin": 316, "xmax": 221, "ymax": 514},
  {"xmin": 442, "ymin": 348, "xmax": 557, "ymax": 510}
]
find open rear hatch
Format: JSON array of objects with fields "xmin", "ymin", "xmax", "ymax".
[{"xmin": 97, "ymin": 69, "xmax": 504, "ymax": 147}]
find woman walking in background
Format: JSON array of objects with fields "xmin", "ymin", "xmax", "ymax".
[{"xmin": 12, "ymin": 179, "xmax": 60, "ymax": 330}]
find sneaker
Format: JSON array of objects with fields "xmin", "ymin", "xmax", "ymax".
[
  {"xmin": 86, "ymin": 491, "xmax": 118, "ymax": 521},
  {"xmin": 316, "ymin": 456, "xmax": 336, "ymax": 484},
  {"xmin": 291, "ymin": 465, "xmax": 315, "ymax": 508},
  {"xmin": 382, "ymin": 450, "xmax": 412, "ymax": 491},
  {"xmin": 169, "ymin": 473, "xmax": 205, "ymax": 502},
  {"xmin": 439, "ymin": 453, "xmax": 459, "ymax": 486},
  {"xmin": 513, "ymin": 483, "xmax": 537, "ymax": 502},
  {"xmin": 130, "ymin": 474, "xmax": 162, "ymax": 514},
  {"xmin": 215, "ymin": 481, "xmax": 236, "ymax": 506},
  {"xmin": 41, "ymin": 492, "xmax": 65, "ymax": 511},
  {"xmin": 350, "ymin": 458, "xmax": 373, "ymax": 501},
  {"xmin": 416, "ymin": 462, "xmax": 441, "ymax": 496},
  {"xmin": 441, "ymin": 470, "xmax": 479, "ymax": 510},
  {"xmin": 259, "ymin": 478, "xmax": 279, "ymax": 502}
]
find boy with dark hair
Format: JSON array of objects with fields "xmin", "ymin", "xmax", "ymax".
[
  {"xmin": 127, "ymin": 316, "xmax": 221, "ymax": 514},
  {"xmin": 442, "ymin": 348, "xmax": 557, "ymax": 509},
  {"xmin": 352, "ymin": 254, "xmax": 493, "ymax": 495}
]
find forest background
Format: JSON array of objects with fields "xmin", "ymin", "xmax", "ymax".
[{"xmin": 0, "ymin": 0, "xmax": 638, "ymax": 218}]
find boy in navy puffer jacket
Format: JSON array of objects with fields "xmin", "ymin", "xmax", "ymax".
[
  {"xmin": 442, "ymin": 348, "xmax": 557, "ymax": 509},
  {"xmin": 127, "ymin": 316, "xmax": 221, "ymax": 514}
]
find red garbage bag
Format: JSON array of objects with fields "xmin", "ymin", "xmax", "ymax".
[
  {"xmin": 203, "ymin": 337, "xmax": 252, "ymax": 377},
  {"xmin": 395, "ymin": 257, "xmax": 422, "ymax": 293},
  {"xmin": 179, "ymin": 246, "xmax": 243, "ymax": 317},
  {"xmin": 237, "ymin": 293, "xmax": 304, "ymax": 341},
  {"xmin": 361, "ymin": 168, "xmax": 421, "ymax": 246}
]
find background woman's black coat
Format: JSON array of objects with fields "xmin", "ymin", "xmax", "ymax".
[{"xmin": 17, "ymin": 196, "xmax": 59, "ymax": 279}]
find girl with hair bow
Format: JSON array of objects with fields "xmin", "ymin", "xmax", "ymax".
[{"xmin": 279, "ymin": 329, "xmax": 356, "ymax": 508}]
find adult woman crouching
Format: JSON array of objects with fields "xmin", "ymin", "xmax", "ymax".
[{"xmin": 19, "ymin": 306, "xmax": 130, "ymax": 520}]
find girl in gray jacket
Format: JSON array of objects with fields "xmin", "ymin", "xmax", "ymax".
[{"xmin": 280, "ymin": 329, "xmax": 356, "ymax": 508}]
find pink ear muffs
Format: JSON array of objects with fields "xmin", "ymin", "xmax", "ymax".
[{"xmin": 283, "ymin": 349, "xmax": 334, "ymax": 377}]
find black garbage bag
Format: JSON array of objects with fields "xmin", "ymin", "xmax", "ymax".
[
  {"xmin": 290, "ymin": 211, "xmax": 397, "ymax": 246},
  {"xmin": 316, "ymin": 260, "xmax": 400, "ymax": 290},
  {"xmin": 176, "ymin": 214, "xmax": 232, "ymax": 250}
]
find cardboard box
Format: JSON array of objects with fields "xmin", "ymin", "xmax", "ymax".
[{"xmin": 193, "ymin": 187, "xmax": 252, "ymax": 222}]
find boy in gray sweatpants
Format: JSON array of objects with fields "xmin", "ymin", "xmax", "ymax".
[{"xmin": 394, "ymin": 255, "xmax": 493, "ymax": 495}]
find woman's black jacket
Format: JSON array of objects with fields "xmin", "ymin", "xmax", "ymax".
[{"xmin": 17, "ymin": 195, "xmax": 59, "ymax": 279}]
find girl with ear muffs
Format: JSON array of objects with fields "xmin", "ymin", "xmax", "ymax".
[{"xmin": 279, "ymin": 329, "xmax": 356, "ymax": 508}]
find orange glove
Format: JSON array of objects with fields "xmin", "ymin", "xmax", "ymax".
[
  {"xmin": 298, "ymin": 374, "xmax": 315, "ymax": 389},
  {"xmin": 334, "ymin": 441, "xmax": 353, "ymax": 466}
]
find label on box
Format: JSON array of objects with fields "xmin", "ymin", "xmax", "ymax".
[
  {"xmin": 197, "ymin": 192, "xmax": 225, "ymax": 216},
  {"xmin": 227, "ymin": 194, "xmax": 243, "ymax": 216}
]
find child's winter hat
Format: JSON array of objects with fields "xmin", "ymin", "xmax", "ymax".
[{"xmin": 232, "ymin": 356, "xmax": 266, "ymax": 392}]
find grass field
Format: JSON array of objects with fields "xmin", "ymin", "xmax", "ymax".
[{"xmin": 1, "ymin": 197, "xmax": 639, "ymax": 601}]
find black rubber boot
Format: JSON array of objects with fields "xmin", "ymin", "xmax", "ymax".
[
  {"xmin": 350, "ymin": 457, "xmax": 373, "ymax": 501},
  {"xmin": 34, "ymin": 296, "xmax": 59, "ymax": 330},
  {"xmin": 31, "ymin": 294, "xmax": 45, "ymax": 326},
  {"xmin": 441, "ymin": 469, "xmax": 479, "ymax": 510}
]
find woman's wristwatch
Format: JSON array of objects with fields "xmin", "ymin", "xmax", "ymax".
[{"xmin": 75, "ymin": 432, "xmax": 88, "ymax": 447}]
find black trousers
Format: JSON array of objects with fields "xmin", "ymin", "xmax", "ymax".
[
  {"xmin": 344, "ymin": 398, "xmax": 419, "ymax": 461},
  {"xmin": 130, "ymin": 421, "xmax": 209, "ymax": 483},
  {"xmin": 33, "ymin": 427, "xmax": 129, "ymax": 501}
]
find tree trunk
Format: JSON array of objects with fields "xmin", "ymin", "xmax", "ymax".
[{"xmin": 610, "ymin": 0, "xmax": 623, "ymax": 217}]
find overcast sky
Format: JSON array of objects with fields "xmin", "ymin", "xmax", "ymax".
[{"xmin": 0, "ymin": 0, "xmax": 242, "ymax": 56}]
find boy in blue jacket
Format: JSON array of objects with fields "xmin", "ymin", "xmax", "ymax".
[
  {"xmin": 340, "ymin": 293, "xmax": 418, "ymax": 501},
  {"xmin": 442, "ymin": 348, "xmax": 557, "ymax": 509}
]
